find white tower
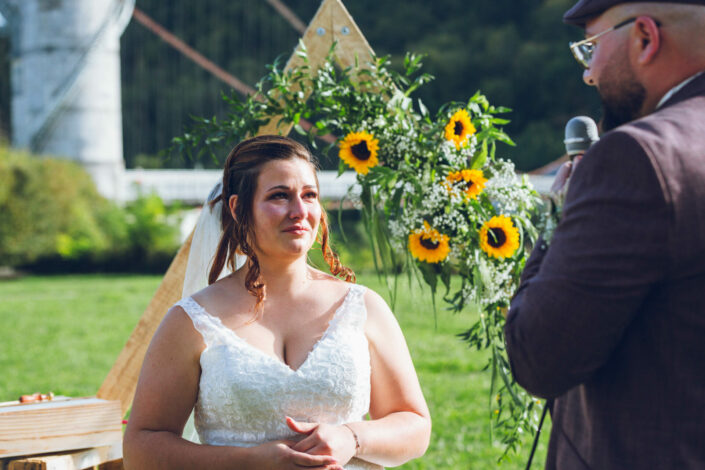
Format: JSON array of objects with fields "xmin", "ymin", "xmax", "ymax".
[{"xmin": 0, "ymin": 0, "xmax": 134, "ymax": 201}]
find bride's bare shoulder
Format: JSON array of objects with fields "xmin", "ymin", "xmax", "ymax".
[
  {"xmin": 188, "ymin": 272, "xmax": 252, "ymax": 320},
  {"xmin": 308, "ymin": 268, "xmax": 356, "ymax": 295}
]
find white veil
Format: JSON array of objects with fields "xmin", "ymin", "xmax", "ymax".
[
  {"xmin": 182, "ymin": 182, "xmax": 246, "ymax": 298},
  {"xmin": 181, "ymin": 182, "xmax": 246, "ymax": 443}
]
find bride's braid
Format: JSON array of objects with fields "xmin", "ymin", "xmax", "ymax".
[
  {"xmin": 208, "ymin": 135, "xmax": 353, "ymax": 312},
  {"xmin": 319, "ymin": 210, "xmax": 355, "ymax": 283}
]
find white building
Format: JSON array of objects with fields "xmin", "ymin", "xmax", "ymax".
[{"xmin": 0, "ymin": 0, "xmax": 134, "ymax": 201}]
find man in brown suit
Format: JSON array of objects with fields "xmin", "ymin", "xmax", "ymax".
[{"xmin": 504, "ymin": 1, "xmax": 705, "ymax": 468}]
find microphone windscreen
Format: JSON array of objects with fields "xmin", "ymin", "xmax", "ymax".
[{"xmin": 564, "ymin": 116, "xmax": 599, "ymax": 155}]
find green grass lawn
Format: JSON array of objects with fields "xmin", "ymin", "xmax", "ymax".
[{"xmin": 0, "ymin": 273, "xmax": 550, "ymax": 468}]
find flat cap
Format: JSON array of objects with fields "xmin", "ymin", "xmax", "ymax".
[{"xmin": 564, "ymin": 0, "xmax": 705, "ymax": 26}]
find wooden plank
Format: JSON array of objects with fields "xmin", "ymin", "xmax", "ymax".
[
  {"xmin": 97, "ymin": 459, "xmax": 123, "ymax": 470},
  {"xmin": 0, "ymin": 399, "xmax": 121, "ymax": 459},
  {"xmin": 256, "ymin": 0, "xmax": 374, "ymax": 137},
  {"xmin": 97, "ymin": 231, "xmax": 193, "ymax": 415},
  {"xmin": 99, "ymin": 0, "xmax": 376, "ymax": 417},
  {"xmin": 331, "ymin": 0, "xmax": 375, "ymax": 69},
  {"xmin": 255, "ymin": 0, "xmax": 335, "ymax": 137},
  {"xmin": 5, "ymin": 444, "xmax": 121, "ymax": 470}
]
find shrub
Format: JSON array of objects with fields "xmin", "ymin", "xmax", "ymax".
[
  {"xmin": 0, "ymin": 147, "xmax": 110, "ymax": 266},
  {"xmin": 0, "ymin": 146, "xmax": 181, "ymax": 272}
]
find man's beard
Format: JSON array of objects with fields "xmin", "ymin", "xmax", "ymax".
[{"xmin": 597, "ymin": 53, "xmax": 647, "ymax": 132}]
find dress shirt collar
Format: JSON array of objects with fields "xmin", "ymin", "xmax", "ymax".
[{"xmin": 656, "ymin": 71, "xmax": 705, "ymax": 109}]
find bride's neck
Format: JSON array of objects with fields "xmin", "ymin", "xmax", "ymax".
[{"xmin": 254, "ymin": 256, "xmax": 311, "ymax": 296}]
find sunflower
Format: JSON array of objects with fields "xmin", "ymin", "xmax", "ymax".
[
  {"xmin": 445, "ymin": 169, "xmax": 488, "ymax": 200},
  {"xmin": 444, "ymin": 109, "xmax": 476, "ymax": 149},
  {"xmin": 479, "ymin": 215, "xmax": 520, "ymax": 259},
  {"xmin": 408, "ymin": 221, "xmax": 451, "ymax": 263},
  {"xmin": 339, "ymin": 131, "xmax": 380, "ymax": 175}
]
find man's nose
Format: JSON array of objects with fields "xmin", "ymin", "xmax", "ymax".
[{"xmin": 583, "ymin": 68, "xmax": 596, "ymax": 86}]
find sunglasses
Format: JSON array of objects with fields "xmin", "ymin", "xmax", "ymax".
[{"xmin": 569, "ymin": 17, "xmax": 637, "ymax": 69}]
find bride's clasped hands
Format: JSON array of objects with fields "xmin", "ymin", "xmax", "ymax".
[{"xmin": 285, "ymin": 416, "xmax": 359, "ymax": 467}]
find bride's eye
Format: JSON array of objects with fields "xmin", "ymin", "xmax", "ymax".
[
  {"xmin": 268, "ymin": 192, "xmax": 288, "ymax": 200},
  {"xmin": 304, "ymin": 191, "xmax": 318, "ymax": 199}
]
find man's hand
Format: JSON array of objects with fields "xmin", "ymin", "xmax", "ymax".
[{"xmin": 550, "ymin": 155, "xmax": 583, "ymax": 197}]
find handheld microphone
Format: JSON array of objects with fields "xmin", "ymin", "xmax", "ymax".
[{"xmin": 564, "ymin": 116, "xmax": 599, "ymax": 158}]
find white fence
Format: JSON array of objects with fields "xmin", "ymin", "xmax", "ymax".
[
  {"xmin": 124, "ymin": 169, "xmax": 359, "ymax": 204},
  {"xmin": 124, "ymin": 169, "xmax": 553, "ymax": 205}
]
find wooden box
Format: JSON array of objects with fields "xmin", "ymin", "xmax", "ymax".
[{"xmin": 0, "ymin": 397, "xmax": 122, "ymax": 459}]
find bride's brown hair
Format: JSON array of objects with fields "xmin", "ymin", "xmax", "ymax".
[{"xmin": 208, "ymin": 135, "xmax": 355, "ymax": 309}]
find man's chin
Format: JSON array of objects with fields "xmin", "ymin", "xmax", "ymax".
[
  {"xmin": 598, "ymin": 84, "xmax": 646, "ymax": 132},
  {"xmin": 599, "ymin": 107, "xmax": 626, "ymax": 132}
]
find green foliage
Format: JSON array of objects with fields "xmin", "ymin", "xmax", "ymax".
[
  {"xmin": 0, "ymin": 146, "xmax": 113, "ymax": 266},
  {"xmin": 0, "ymin": 146, "xmax": 181, "ymax": 272},
  {"xmin": 123, "ymin": 194, "xmax": 183, "ymax": 260}
]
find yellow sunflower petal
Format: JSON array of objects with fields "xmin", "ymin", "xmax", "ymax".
[
  {"xmin": 409, "ymin": 223, "xmax": 451, "ymax": 263},
  {"xmin": 444, "ymin": 109, "xmax": 477, "ymax": 150},
  {"xmin": 479, "ymin": 215, "xmax": 520, "ymax": 259},
  {"xmin": 339, "ymin": 131, "xmax": 380, "ymax": 175},
  {"xmin": 444, "ymin": 169, "xmax": 488, "ymax": 201}
]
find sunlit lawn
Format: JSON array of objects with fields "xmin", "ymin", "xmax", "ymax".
[{"xmin": 0, "ymin": 273, "xmax": 549, "ymax": 468}]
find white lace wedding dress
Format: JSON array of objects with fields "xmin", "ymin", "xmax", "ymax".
[{"xmin": 176, "ymin": 283, "xmax": 383, "ymax": 470}]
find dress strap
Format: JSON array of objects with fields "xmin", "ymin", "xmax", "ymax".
[
  {"xmin": 328, "ymin": 284, "xmax": 368, "ymax": 334},
  {"xmin": 175, "ymin": 297, "xmax": 230, "ymax": 347}
]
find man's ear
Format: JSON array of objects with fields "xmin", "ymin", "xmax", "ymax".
[
  {"xmin": 633, "ymin": 16, "xmax": 661, "ymax": 65},
  {"xmin": 228, "ymin": 194, "xmax": 238, "ymax": 221}
]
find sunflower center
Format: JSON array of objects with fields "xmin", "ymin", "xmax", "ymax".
[
  {"xmin": 351, "ymin": 141, "xmax": 371, "ymax": 160},
  {"xmin": 454, "ymin": 121, "xmax": 464, "ymax": 136},
  {"xmin": 420, "ymin": 236, "xmax": 440, "ymax": 250},
  {"xmin": 487, "ymin": 228, "xmax": 507, "ymax": 248}
]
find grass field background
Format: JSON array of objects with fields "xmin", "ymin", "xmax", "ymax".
[{"xmin": 0, "ymin": 273, "xmax": 550, "ymax": 468}]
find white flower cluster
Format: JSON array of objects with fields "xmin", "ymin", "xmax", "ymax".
[
  {"xmin": 418, "ymin": 183, "xmax": 450, "ymax": 215},
  {"xmin": 372, "ymin": 122, "xmax": 420, "ymax": 163},
  {"xmin": 462, "ymin": 255, "xmax": 516, "ymax": 308},
  {"xmin": 387, "ymin": 219, "xmax": 409, "ymax": 250},
  {"xmin": 448, "ymin": 242, "xmax": 465, "ymax": 261},
  {"xmin": 344, "ymin": 183, "xmax": 363, "ymax": 209},
  {"xmin": 442, "ymin": 182, "xmax": 467, "ymax": 206},
  {"xmin": 388, "ymin": 211, "xmax": 423, "ymax": 251},
  {"xmin": 431, "ymin": 211, "xmax": 465, "ymax": 235},
  {"xmin": 439, "ymin": 137, "xmax": 478, "ymax": 167},
  {"xmin": 485, "ymin": 159, "xmax": 535, "ymax": 214}
]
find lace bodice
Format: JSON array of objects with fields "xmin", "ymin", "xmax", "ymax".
[{"xmin": 176, "ymin": 284, "xmax": 383, "ymax": 470}]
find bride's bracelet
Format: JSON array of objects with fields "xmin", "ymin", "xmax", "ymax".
[{"xmin": 342, "ymin": 423, "xmax": 360, "ymax": 456}]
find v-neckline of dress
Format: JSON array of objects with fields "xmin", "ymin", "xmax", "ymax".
[{"xmin": 188, "ymin": 285, "xmax": 356, "ymax": 373}]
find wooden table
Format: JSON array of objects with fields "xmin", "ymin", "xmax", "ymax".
[{"xmin": 0, "ymin": 444, "xmax": 122, "ymax": 470}]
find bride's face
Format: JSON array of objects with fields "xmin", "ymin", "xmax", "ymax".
[{"xmin": 249, "ymin": 158, "xmax": 321, "ymax": 260}]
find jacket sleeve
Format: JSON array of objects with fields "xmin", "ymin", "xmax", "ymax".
[{"xmin": 504, "ymin": 131, "xmax": 669, "ymax": 398}]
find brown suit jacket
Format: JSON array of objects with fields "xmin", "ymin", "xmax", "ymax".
[{"xmin": 505, "ymin": 71, "xmax": 705, "ymax": 469}]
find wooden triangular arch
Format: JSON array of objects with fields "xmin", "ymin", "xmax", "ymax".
[{"xmin": 97, "ymin": 0, "xmax": 375, "ymax": 415}]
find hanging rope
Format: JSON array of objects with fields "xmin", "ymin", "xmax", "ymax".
[
  {"xmin": 131, "ymin": 6, "xmax": 334, "ymax": 144},
  {"xmin": 264, "ymin": 0, "xmax": 306, "ymax": 35},
  {"xmin": 132, "ymin": 7, "xmax": 255, "ymax": 96}
]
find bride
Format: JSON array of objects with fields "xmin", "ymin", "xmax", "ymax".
[{"xmin": 123, "ymin": 135, "xmax": 431, "ymax": 469}]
